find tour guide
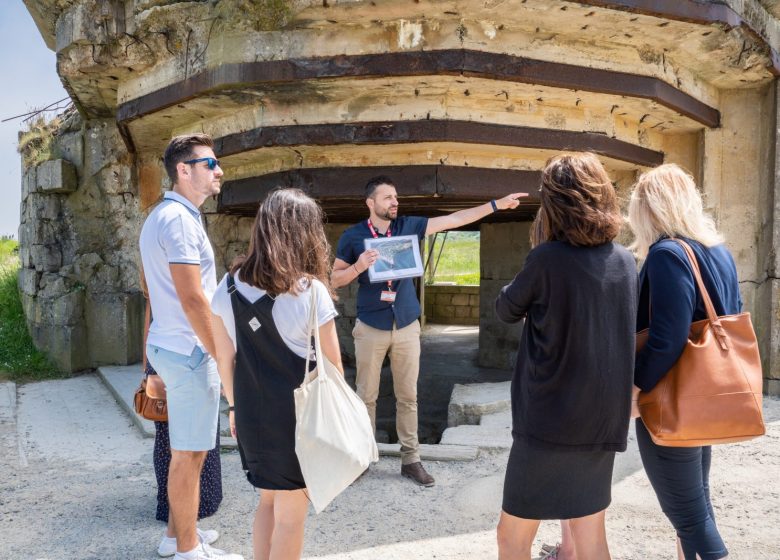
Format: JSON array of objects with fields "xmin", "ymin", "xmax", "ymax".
[{"xmin": 332, "ymin": 176, "xmax": 525, "ymax": 486}]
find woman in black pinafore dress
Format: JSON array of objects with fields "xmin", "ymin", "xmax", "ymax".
[{"xmin": 211, "ymin": 189, "xmax": 343, "ymax": 560}]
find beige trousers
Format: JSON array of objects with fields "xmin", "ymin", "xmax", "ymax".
[{"xmin": 353, "ymin": 319, "xmax": 421, "ymax": 465}]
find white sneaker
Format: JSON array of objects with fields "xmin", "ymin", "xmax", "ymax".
[
  {"xmin": 173, "ymin": 543, "xmax": 244, "ymax": 560},
  {"xmin": 157, "ymin": 528, "xmax": 220, "ymax": 557}
]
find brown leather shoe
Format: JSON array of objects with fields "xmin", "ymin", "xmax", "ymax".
[{"xmin": 401, "ymin": 461, "xmax": 435, "ymax": 487}]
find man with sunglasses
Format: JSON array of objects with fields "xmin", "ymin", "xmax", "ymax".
[{"xmin": 140, "ymin": 134, "xmax": 242, "ymax": 560}]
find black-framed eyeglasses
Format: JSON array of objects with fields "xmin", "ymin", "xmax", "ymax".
[{"xmin": 183, "ymin": 157, "xmax": 221, "ymax": 170}]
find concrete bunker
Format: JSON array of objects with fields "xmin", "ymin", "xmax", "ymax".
[{"xmin": 16, "ymin": 0, "xmax": 780, "ymax": 404}]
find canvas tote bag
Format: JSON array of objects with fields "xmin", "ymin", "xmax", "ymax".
[
  {"xmin": 294, "ymin": 287, "xmax": 379, "ymax": 513},
  {"xmin": 636, "ymin": 239, "xmax": 765, "ymax": 447}
]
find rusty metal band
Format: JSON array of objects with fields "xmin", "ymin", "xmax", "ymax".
[
  {"xmin": 213, "ymin": 120, "xmax": 663, "ymax": 168},
  {"xmin": 117, "ymin": 49, "xmax": 719, "ymax": 129}
]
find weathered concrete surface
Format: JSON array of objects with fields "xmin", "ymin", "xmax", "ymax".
[
  {"xmin": 447, "ymin": 381, "xmax": 511, "ymax": 427},
  {"xmin": 478, "ymin": 222, "xmax": 531, "ymax": 370},
  {"xmin": 1, "ymin": 375, "xmax": 778, "ymax": 559},
  {"xmin": 97, "ymin": 364, "xmax": 238, "ymax": 448}
]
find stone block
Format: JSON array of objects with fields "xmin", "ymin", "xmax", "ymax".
[
  {"xmin": 434, "ymin": 304, "xmax": 455, "ymax": 318},
  {"xmin": 86, "ymin": 291, "xmax": 145, "ymax": 365},
  {"xmin": 470, "ymin": 306, "xmax": 480, "ymax": 319},
  {"xmin": 84, "ymin": 120, "xmax": 127, "ymax": 178},
  {"xmin": 73, "ymin": 252, "xmax": 104, "ymax": 285},
  {"xmin": 439, "ymin": 424, "xmax": 512, "ymax": 450},
  {"xmin": 452, "ymin": 293, "xmax": 470, "ymax": 306},
  {"xmin": 40, "ymin": 291, "xmax": 85, "ymax": 327},
  {"xmin": 201, "ymin": 195, "xmax": 218, "ymax": 214},
  {"xmin": 480, "ymin": 222, "xmax": 531, "ymax": 280},
  {"xmin": 29, "ymin": 323, "xmax": 89, "ymax": 373},
  {"xmin": 53, "ymin": 131, "xmax": 84, "ymax": 171},
  {"xmin": 30, "ymin": 244, "xmax": 62, "ymax": 273},
  {"xmin": 95, "ymin": 164, "xmax": 132, "ymax": 195},
  {"xmin": 37, "ymin": 159, "xmax": 78, "ymax": 193},
  {"xmin": 436, "ymin": 293, "xmax": 452, "ymax": 304},
  {"xmin": 22, "ymin": 167, "xmax": 37, "ymax": 201},
  {"xmin": 26, "ymin": 193, "xmax": 62, "ymax": 221},
  {"xmin": 764, "ymin": 379, "xmax": 780, "ymax": 396},
  {"xmin": 18, "ymin": 246, "xmax": 31, "ymax": 268},
  {"xmin": 469, "ymin": 294, "xmax": 479, "ymax": 306},
  {"xmin": 447, "ymin": 381, "xmax": 511, "ymax": 427},
  {"xmin": 17, "ymin": 268, "xmax": 39, "ymax": 296},
  {"xmin": 455, "ymin": 306, "xmax": 471, "ymax": 318}
]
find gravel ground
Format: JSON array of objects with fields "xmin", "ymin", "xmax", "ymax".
[{"xmin": 1, "ymin": 375, "xmax": 778, "ymax": 560}]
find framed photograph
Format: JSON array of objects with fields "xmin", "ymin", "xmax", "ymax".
[{"xmin": 363, "ymin": 234, "xmax": 424, "ymax": 283}]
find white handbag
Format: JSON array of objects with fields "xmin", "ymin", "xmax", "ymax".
[{"xmin": 294, "ymin": 287, "xmax": 379, "ymax": 513}]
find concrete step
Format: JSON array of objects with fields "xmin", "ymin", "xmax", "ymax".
[
  {"xmin": 97, "ymin": 364, "xmax": 471, "ymax": 459},
  {"xmin": 96, "ymin": 365, "xmax": 236, "ymax": 449},
  {"xmin": 377, "ymin": 442, "xmax": 479, "ymax": 461},
  {"xmin": 439, "ymin": 423, "xmax": 512, "ymax": 450},
  {"xmin": 447, "ymin": 381, "xmax": 511, "ymax": 427}
]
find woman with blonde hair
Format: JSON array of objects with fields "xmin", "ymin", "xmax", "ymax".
[
  {"xmin": 629, "ymin": 163, "xmax": 739, "ymax": 560},
  {"xmin": 210, "ymin": 188, "xmax": 342, "ymax": 560},
  {"xmin": 496, "ymin": 153, "xmax": 637, "ymax": 560}
]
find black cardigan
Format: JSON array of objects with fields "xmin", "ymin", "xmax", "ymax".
[{"xmin": 496, "ymin": 241, "xmax": 638, "ymax": 452}]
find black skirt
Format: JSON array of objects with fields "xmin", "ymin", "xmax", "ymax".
[{"xmin": 502, "ymin": 437, "xmax": 615, "ymax": 520}]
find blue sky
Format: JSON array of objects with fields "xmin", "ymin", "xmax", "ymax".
[{"xmin": 0, "ymin": 2, "xmax": 67, "ymax": 237}]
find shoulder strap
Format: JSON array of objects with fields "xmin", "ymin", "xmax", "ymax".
[
  {"xmin": 672, "ymin": 238, "xmax": 729, "ymax": 350},
  {"xmin": 304, "ymin": 281, "xmax": 322, "ymax": 381}
]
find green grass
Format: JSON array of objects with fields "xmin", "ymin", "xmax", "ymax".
[
  {"xmin": 0, "ymin": 239, "xmax": 59, "ymax": 381},
  {"xmin": 427, "ymin": 232, "xmax": 480, "ymax": 286}
]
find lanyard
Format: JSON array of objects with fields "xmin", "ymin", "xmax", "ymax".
[{"xmin": 367, "ymin": 219, "xmax": 394, "ymax": 292}]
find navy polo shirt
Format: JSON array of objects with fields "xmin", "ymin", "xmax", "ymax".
[{"xmin": 336, "ymin": 216, "xmax": 428, "ymax": 331}]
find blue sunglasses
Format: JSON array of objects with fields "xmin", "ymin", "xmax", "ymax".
[{"xmin": 183, "ymin": 157, "xmax": 221, "ymax": 170}]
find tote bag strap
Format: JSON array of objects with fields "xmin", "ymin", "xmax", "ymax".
[
  {"xmin": 672, "ymin": 238, "xmax": 729, "ymax": 351},
  {"xmin": 304, "ymin": 280, "xmax": 325, "ymax": 382}
]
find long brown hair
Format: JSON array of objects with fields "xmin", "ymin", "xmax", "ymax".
[
  {"xmin": 231, "ymin": 188, "xmax": 334, "ymax": 297},
  {"xmin": 531, "ymin": 153, "xmax": 622, "ymax": 247}
]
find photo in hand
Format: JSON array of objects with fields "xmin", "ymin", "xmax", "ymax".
[{"xmin": 363, "ymin": 235, "xmax": 424, "ymax": 283}]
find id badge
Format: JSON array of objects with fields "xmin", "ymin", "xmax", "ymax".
[{"xmin": 380, "ymin": 290, "xmax": 397, "ymax": 303}]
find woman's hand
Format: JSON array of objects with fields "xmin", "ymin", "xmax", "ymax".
[{"xmin": 229, "ymin": 410, "xmax": 236, "ymax": 438}]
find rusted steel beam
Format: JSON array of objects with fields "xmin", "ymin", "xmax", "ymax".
[
  {"xmin": 575, "ymin": 1, "xmax": 780, "ymax": 75},
  {"xmin": 117, "ymin": 49, "xmax": 719, "ymax": 129},
  {"xmin": 217, "ymin": 165, "xmax": 542, "ymax": 221},
  {"xmin": 214, "ymin": 120, "xmax": 664, "ymax": 168}
]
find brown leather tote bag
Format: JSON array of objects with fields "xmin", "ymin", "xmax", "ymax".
[{"xmin": 636, "ymin": 239, "xmax": 765, "ymax": 447}]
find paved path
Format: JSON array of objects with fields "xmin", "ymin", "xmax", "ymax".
[{"xmin": 1, "ymin": 375, "xmax": 779, "ymax": 559}]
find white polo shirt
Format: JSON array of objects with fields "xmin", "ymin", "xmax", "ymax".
[{"xmin": 139, "ymin": 191, "xmax": 217, "ymax": 356}]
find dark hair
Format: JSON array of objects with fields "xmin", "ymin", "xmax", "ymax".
[
  {"xmin": 531, "ymin": 153, "xmax": 622, "ymax": 247},
  {"xmin": 365, "ymin": 175, "xmax": 396, "ymax": 199},
  {"xmin": 231, "ymin": 188, "xmax": 335, "ymax": 298},
  {"xmin": 162, "ymin": 133, "xmax": 214, "ymax": 184}
]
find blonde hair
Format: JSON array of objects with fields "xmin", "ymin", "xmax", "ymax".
[{"xmin": 628, "ymin": 163, "xmax": 723, "ymax": 259}]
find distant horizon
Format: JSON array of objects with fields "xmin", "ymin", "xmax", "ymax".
[{"xmin": 0, "ymin": 4, "xmax": 68, "ymax": 237}]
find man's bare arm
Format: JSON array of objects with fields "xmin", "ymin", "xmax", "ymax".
[
  {"xmin": 331, "ymin": 251, "xmax": 378, "ymax": 289},
  {"xmin": 426, "ymin": 192, "xmax": 527, "ymax": 235},
  {"xmin": 170, "ymin": 263, "xmax": 218, "ymax": 358}
]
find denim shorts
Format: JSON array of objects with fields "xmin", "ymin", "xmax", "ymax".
[{"xmin": 146, "ymin": 344, "xmax": 220, "ymax": 451}]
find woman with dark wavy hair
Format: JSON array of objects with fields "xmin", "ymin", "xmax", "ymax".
[
  {"xmin": 210, "ymin": 188, "xmax": 342, "ymax": 560},
  {"xmin": 495, "ymin": 153, "xmax": 638, "ymax": 560}
]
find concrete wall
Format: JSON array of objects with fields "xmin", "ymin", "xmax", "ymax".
[
  {"xmin": 18, "ymin": 113, "xmax": 144, "ymax": 371},
  {"xmin": 424, "ymin": 285, "xmax": 479, "ymax": 326},
  {"xmin": 478, "ymin": 221, "xmax": 532, "ymax": 370}
]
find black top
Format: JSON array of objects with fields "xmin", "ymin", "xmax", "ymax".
[
  {"xmin": 335, "ymin": 215, "xmax": 428, "ymax": 330},
  {"xmin": 496, "ymin": 241, "xmax": 638, "ymax": 452},
  {"xmin": 634, "ymin": 237, "xmax": 742, "ymax": 392}
]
